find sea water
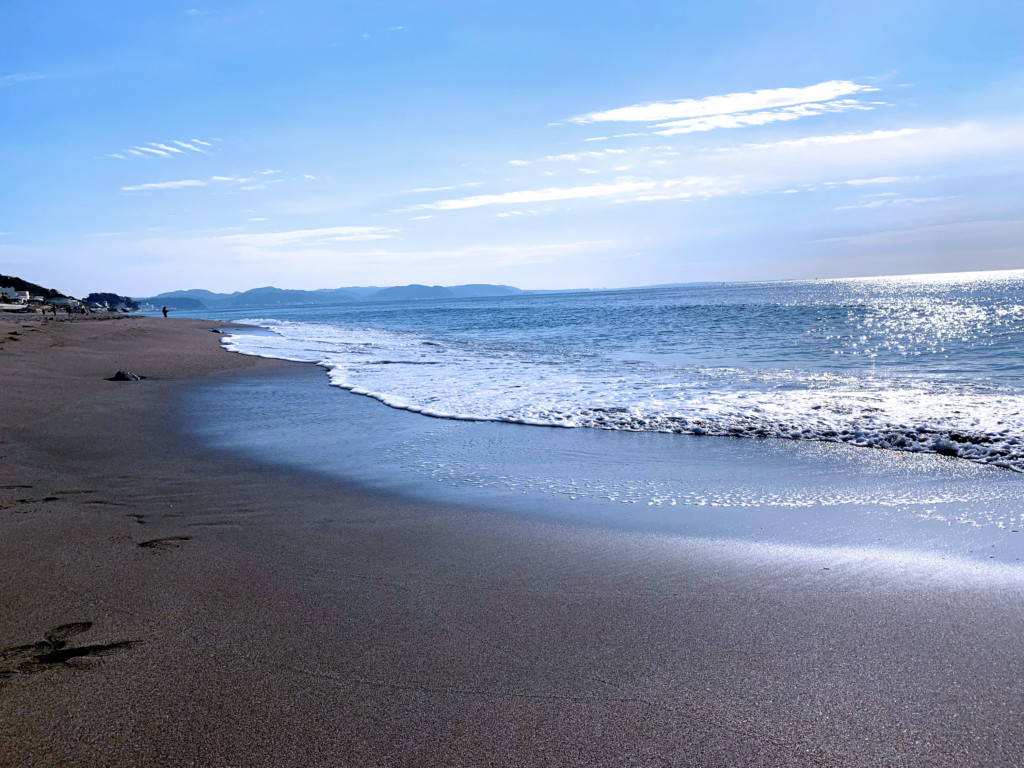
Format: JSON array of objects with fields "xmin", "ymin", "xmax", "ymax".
[
  {"xmin": 182, "ymin": 270, "xmax": 1024, "ymax": 561},
  {"xmin": 210, "ymin": 271, "xmax": 1024, "ymax": 471}
]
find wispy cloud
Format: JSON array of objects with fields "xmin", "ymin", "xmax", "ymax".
[
  {"xmin": 724, "ymin": 128, "xmax": 921, "ymax": 151},
  {"xmin": 653, "ymin": 99, "xmax": 875, "ymax": 136},
  {"xmin": 217, "ymin": 226, "xmax": 395, "ymax": 248},
  {"xmin": 239, "ymin": 178, "xmax": 285, "ymax": 190},
  {"xmin": 508, "ymin": 148, "xmax": 629, "ymax": 165},
  {"xmin": 824, "ymin": 176, "xmax": 911, "ymax": 186},
  {"xmin": 121, "ymin": 179, "xmax": 207, "ymax": 191},
  {"xmin": 630, "ymin": 176, "xmax": 736, "ymax": 202},
  {"xmin": 158, "ymin": 236, "xmax": 612, "ymax": 274},
  {"xmin": 836, "ymin": 196, "xmax": 955, "ymax": 210},
  {"xmin": 270, "ymin": 240, "xmax": 612, "ymax": 270},
  {"xmin": 411, "ymin": 180, "xmax": 659, "ymax": 210},
  {"xmin": 119, "ymin": 174, "xmax": 280, "ymax": 193},
  {"xmin": 407, "ymin": 182, "xmax": 482, "ymax": 194},
  {"xmin": 0, "ymin": 73, "xmax": 45, "ymax": 87},
  {"xmin": 151, "ymin": 142, "xmax": 185, "ymax": 154},
  {"xmin": 813, "ymin": 219, "xmax": 1024, "ymax": 247},
  {"xmin": 570, "ymin": 80, "xmax": 877, "ymax": 124},
  {"xmin": 111, "ymin": 138, "xmax": 215, "ymax": 159}
]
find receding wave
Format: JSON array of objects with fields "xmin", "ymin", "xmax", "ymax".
[{"xmin": 223, "ymin": 319, "xmax": 1024, "ymax": 473}]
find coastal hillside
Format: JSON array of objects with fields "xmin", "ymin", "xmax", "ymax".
[
  {"xmin": 0, "ymin": 274, "xmax": 68, "ymax": 299},
  {"xmin": 138, "ymin": 283, "xmax": 522, "ymax": 310},
  {"xmin": 373, "ymin": 284, "xmax": 455, "ymax": 300}
]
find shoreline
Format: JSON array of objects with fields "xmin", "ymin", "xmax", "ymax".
[
  {"xmin": 188, "ymin": 350, "xmax": 1024, "ymax": 566},
  {"xmin": 2, "ymin": 316, "xmax": 1023, "ymax": 767}
]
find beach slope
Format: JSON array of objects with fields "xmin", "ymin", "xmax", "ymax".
[{"xmin": 1, "ymin": 315, "xmax": 1022, "ymax": 767}]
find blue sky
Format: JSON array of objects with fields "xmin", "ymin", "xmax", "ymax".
[{"xmin": 2, "ymin": 1, "xmax": 1022, "ymax": 296}]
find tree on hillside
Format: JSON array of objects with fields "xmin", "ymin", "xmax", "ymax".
[
  {"xmin": 85, "ymin": 292, "xmax": 139, "ymax": 310},
  {"xmin": 0, "ymin": 274, "xmax": 66, "ymax": 298}
]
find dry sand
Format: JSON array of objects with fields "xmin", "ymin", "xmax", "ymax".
[{"xmin": 2, "ymin": 314, "xmax": 1023, "ymax": 767}]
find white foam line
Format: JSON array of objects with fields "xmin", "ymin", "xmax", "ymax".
[{"xmin": 220, "ymin": 321, "xmax": 1024, "ymax": 473}]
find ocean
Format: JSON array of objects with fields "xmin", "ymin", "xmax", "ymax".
[{"xmin": 181, "ymin": 270, "xmax": 1024, "ymax": 562}]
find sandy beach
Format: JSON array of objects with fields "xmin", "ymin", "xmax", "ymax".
[{"xmin": 2, "ymin": 314, "xmax": 1023, "ymax": 768}]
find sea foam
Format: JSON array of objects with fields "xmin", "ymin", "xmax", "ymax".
[{"xmin": 223, "ymin": 317, "xmax": 1024, "ymax": 472}]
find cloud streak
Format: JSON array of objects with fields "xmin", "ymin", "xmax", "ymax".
[
  {"xmin": 217, "ymin": 226, "xmax": 395, "ymax": 248},
  {"xmin": 824, "ymin": 176, "xmax": 910, "ymax": 187},
  {"xmin": 110, "ymin": 138, "xmax": 215, "ymax": 159},
  {"xmin": 413, "ymin": 180, "xmax": 659, "ymax": 210},
  {"xmin": 121, "ymin": 179, "xmax": 207, "ymax": 191},
  {"xmin": 653, "ymin": 99, "xmax": 875, "ymax": 135},
  {"xmin": 407, "ymin": 182, "xmax": 483, "ymax": 194},
  {"xmin": 836, "ymin": 196, "xmax": 955, "ymax": 210},
  {"xmin": 0, "ymin": 73, "xmax": 45, "ymax": 87},
  {"xmin": 570, "ymin": 80, "xmax": 878, "ymax": 124},
  {"xmin": 724, "ymin": 128, "xmax": 921, "ymax": 152},
  {"xmin": 813, "ymin": 219, "xmax": 1024, "ymax": 248},
  {"xmin": 509, "ymin": 149, "xmax": 629, "ymax": 165}
]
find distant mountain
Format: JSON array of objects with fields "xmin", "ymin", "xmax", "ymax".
[
  {"xmin": 155, "ymin": 288, "xmax": 240, "ymax": 302},
  {"xmin": 373, "ymin": 284, "xmax": 455, "ymax": 301},
  {"xmin": 223, "ymin": 287, "xmax": 359, "ymax": 307},
  {"xmin": 333, "ymin": 286, "xmax": 382, "ymax": 300},
  {"xmin": 84, "ymin": 292, "xmax": 139, "ymax": 310},
  {"xmin": 140, "ymin": 286, "xmax": 356, "ymax": 309},
  {"xmin": 137, "ymin": 283, "xmax": 523, "ymax": 308},
  {"xmin": 447, "ymin": 284, "xmax": 522, "ymax": 298},
  {"xmin": 154, "ymin": 297, "xmax": 207, "ymax": 311},
  {"xmin": 0, "ymin": 273, "xmax": 67, "ymax": 299}
]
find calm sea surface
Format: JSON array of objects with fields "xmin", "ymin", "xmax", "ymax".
[{"xmin": 193, "ymin": 270, "xmax": 1024, "ymax": 473}]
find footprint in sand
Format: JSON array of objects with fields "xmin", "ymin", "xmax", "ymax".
[
  {"xmin": 3, "ymin": 496, "xmax": 59, "ymax": 513},
  {"xmin": 0, "ymin": 622, "xmax": 137, "ymax": 680},
  {"xmin": 138, "ymin": 536, "xmax": 191, "ymax": 549}
]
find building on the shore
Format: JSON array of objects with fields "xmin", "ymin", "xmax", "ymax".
[
  {"xmin": 49, "ymin": 297, "xmax": 82, "ymax": 310},
  {"xmin": 0, "ymin": 287, "xmax": 31, "ymax": 304}
]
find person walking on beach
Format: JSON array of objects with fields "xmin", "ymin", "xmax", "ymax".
[{"xmin": 161, "ymin": 306, "xmax": 168, "ymax": 318}]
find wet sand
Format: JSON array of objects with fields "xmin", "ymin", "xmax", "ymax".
[{"xmin": 2, "ymin": 314, "xmax": 1023, "ymax": 767}]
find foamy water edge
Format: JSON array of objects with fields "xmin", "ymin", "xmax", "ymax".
[{"xmin": 221, "ymin": 320, "xmax": 1024, "ymax": 473}]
